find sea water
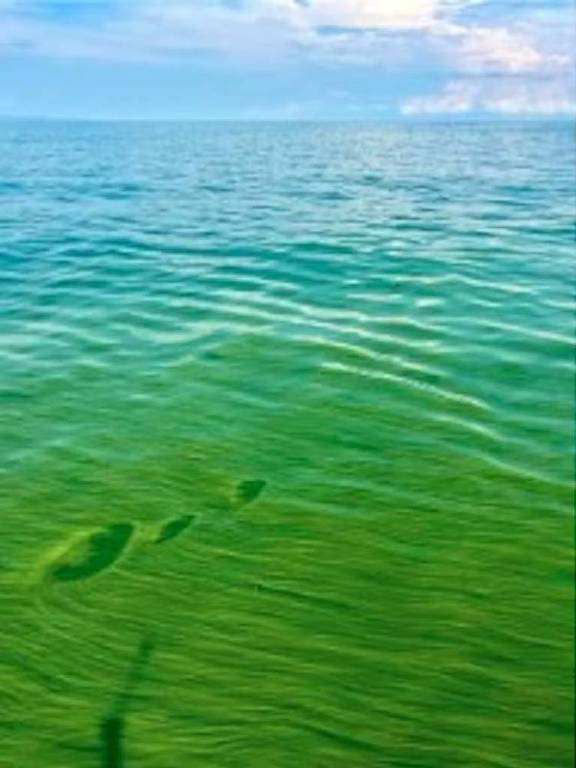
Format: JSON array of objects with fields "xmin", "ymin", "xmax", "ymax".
[{"xmin": 1, "ymin": 121, "xmax": 574, "ymax": 767}]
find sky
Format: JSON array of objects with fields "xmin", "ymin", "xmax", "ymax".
[{"xmin": 0, "ymin": 0, "xmax": 574, "ymax": 119}]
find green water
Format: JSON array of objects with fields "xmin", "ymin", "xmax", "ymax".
[{"xmin": 1, "ymin": 121, "xmax": 574, "ymax": 767}]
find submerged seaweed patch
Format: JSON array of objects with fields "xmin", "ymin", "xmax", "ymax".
[{"xmin": 50, "ymin": 523, "xmax": 134, "ymax": 583}]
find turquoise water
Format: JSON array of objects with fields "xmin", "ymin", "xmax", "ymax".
[{"xmin": 1, "ymin": 121, "xmax": 574, "ymax": 767}]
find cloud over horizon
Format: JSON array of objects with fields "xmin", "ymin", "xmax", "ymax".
[{"xmin": 0, "ymin": 0, "xmax": 573, "ymax": 118}]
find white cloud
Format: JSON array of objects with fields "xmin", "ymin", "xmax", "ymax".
[
  {"xmin": 0, "ymin": 0, "xmax": 504, "ymax": 62},
  {"xmin": 434, "ymin": 20, "xmax": 571, "ymax": 76},
  {"xmin": 125, "ymin": 0, "xmax": 470, "ymax": 60},
  {"xmin": 120, "ymin": 0, "xmax": 572, "ymax": 75},
  {"xmin": 135, "ymin": 0, "xmax": 483, "ymax": 32},
  {"xmin": 404, "ymin": 6, "xmax": 576, "ymax": 116},
  {"xmin": 402, "ymin": 78, "xmax": 576, "ymax": 116},
  {"xmin": 452, "ymin": 25, "xmax": 545, "ymax": 74},
  {"xmin": 0, "ymin": 0, "xmax": 574, "ymax": 116},
  {"xmin": 289, "ymin": 0, "xmax": 479, "ymax": 30}
]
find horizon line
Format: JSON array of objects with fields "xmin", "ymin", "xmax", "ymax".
[{"xmin": 1, "ymin": 114, "xmax": 574, "ymax": 124}]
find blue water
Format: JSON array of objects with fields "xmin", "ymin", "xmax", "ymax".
[{"xmin": 1, "ymin": 121, "xmax": 574, "ymax": 767}]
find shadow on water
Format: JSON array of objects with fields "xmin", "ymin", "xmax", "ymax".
[
  {"xmin": 100, "ymin": 635, "xmax": 154, "ymax": 768},
  {"xmin": 234, "ymin": 479, "xmax": 267, "ymax": 508},
  {"xmin": 51, "ymin": 523, "xmax": 135, "ymax": 583},
  {"xmin": 155, "ymin": 514, "xmax": 196, "ymax": 545},
  {"xmin": 100, "ymin": 717, "xmax": 125, "ymax": 768}
]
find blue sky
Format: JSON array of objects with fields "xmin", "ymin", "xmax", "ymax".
[{"xmin": 0, "ymin": 0, "xmax": 574, "ymax": 119}]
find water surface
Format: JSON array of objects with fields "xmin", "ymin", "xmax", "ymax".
[{"xmin": 1, "ymin": 121, "xmax": 574, "ymax": 767}]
